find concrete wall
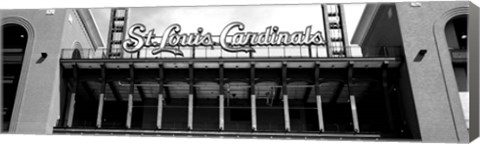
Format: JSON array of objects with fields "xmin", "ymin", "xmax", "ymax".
[
  {"xmin": 395, "ymin": 2, "xmax": 469, "ymax": 142},
  {"xmin": 1, "ymin": 9, "xmax": 95, "ymax": 134}
]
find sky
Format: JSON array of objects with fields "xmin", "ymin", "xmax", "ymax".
[{"xmin": 90, "ymin": 4, "xmax": 366, "ymax": 49}]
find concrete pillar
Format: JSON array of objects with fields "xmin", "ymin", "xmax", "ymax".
[
  {"xmin": 66, "ymin": 93, "xmax": 76, "ymax": 128},
  {"xmin": 96, "ymin": 93, "xmax": 104, "ymax": 128},
  {"xmin": 219, "ymin": 94, "xmax": 224, "ymax": 130},
  {"xmin": 188, "ymin": 94, "xmax": 194, "ymax": 130},
  {"xmin": 127, "ymin": 64, "xmax": 134, "ymax": 129},
  {"xmin": 251, "ymin": 94, "xmax": 257, "ymax": 131},
  {"xmin": 350, "ymin": 95, "xmax": 359, "ymax": 133},
  {"xmin": 316, "ymin": 95, "xmax": 325, "ymax": 132},
  {"xmin": 283, "ymin": 94, "xmax": 290, "ymax": 132},
  {"xmin": 382, "ymin": 62, "xmax": 395, "ymax": 132},
  {"xmin": 157, "ymin": 63, "xmax": 164, "ymax": 129},
  {"xmin": 126, "ymin": 94, "xmax": 133, "ymax": 129},
  {"xmin": 219, "ymin": 63, "xmax": 225, "ymax": 131},
  {"xmin": 157, "ymin": 94, "xmax": 164, "ymax": 129}
]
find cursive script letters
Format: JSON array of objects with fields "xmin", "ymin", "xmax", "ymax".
[{"xmin": 122, "ymin": 22, "xmax": 326, "ymax": 56}]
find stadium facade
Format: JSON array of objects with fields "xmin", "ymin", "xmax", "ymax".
[{"xmin": 1, "ymin": 1, "xmax": 472, "ymax": 143}]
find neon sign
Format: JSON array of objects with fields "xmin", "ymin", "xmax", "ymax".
[{"xmin": 122, "ymin": 22, "xmax": 326, "ymax": 56}]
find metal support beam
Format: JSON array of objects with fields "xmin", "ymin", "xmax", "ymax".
[
  {"xmin": 274, "ymin": 87, "xmax": 282, "ymax": 105},
  {"xmin": 96, "ymin": 94, "xmax": 105, "ymax": 128},
  {"xmin": 81, "ymin": 81, "xmax": 96, "ymax": 101},
  {"xmin": 189, "ymin": 63, "xmax": 194, "ymax": 94},
  {"xmin": 330, "ymin": 83, "xmax": 345, "ymax": 104},
  {"xmin": 314, "ymin": 62, "xmax": 325, "ymax": 132},
  {"xmin": 347, "ymin": 62, "xmax": 360, "ymax": 133},
  {"xmin": 66, "ymin": 64, "xmax": 79, "ymax": 128},
  {"xmin": 350, "ymin": 95, "xmax": 360, "ymax": 133},
  {"xmin": 251, "ymin": 94, "xmax": 257, "ymax": 131},
  {"xmin": 164, "ymin": 86, "xmax": 171, "ymax": 104},
  {"xmin": 96, "ymin": 64, "xmax": 106, "ymax": 128},
  {"xmin": 219, "ymin": 94, "xmax": 224, "ymax": 131},
  {"xmin": 66, "ymin": 93, "xmax": 76, "ymax": 128},
  {"xmin": 283, "ymin": 94, "xmax": 290, "ymax": 132},
  {"xmin": 281, "ymin": 62, "xmax": 288, "ymax": 96},
  {"xmin": 382, "ymin": 61, "xmax": 395, "ymax": 132},
  {"xmin": 250, "ymin": 63, "xmax": 255, "ymax": 97},
  {"xmin": 250, "ymin": 63, "xmax": 257, "ymax": 131},
  {"xmin": 282, "ymin": 62, "xmax": 290, "ymax": 132},
  {"xmin": 157, "ymin": 63, "xmax": 164, "ymax": 129},
  {"xmin": 188, "ymin": 94, "xmax": 194, "ymax": 130},
  {"xmin": 314, "ymin": 62, "xmax": 320, "ymax": 95},
  {"xmin": 302, "ymin": 87, "xmax": 313, "ymax": 103},
  {"xmin": 157, "ymin": 94, "xmax": 164, "ymax": 129},
  {"xmin": 188, "ymin": 63, "xmax": 194, "ymax": 130},
  {"xmin": 126, "ymin": 94, "xmax": 133, "ymax": 129},
  {"xmin": 108, "ymin": 81, "xmax": 122, "ymax": 101},
  {"xmin": 219, "ymin": 63, "xmax": 225, "ymax": 131},
  {"xmin": 126, "ymin": 64, "xmax": 134, "ymax": 129},
  {"xmin": 137, "ymin": 86, "xmax": 146, "ymax": 101},
  {"xmin": 316, "ymin": 95, "xmax": 325, "ymax": 132}
]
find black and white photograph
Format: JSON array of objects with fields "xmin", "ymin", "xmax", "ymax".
[{"xmin": 0, "ymin": 0, "xmax": 477, "ymax": 143}]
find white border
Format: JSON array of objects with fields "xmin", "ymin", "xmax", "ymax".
[{"xmin": 0, "ymin": 0, "xmax": 478, "ymax": 144}]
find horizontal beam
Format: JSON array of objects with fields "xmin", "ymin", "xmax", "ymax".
[
  {"xmin": 61, "ymin": 57, "xmax": 400, "ymax": 63},
  {"xmin": 53, "ymin": 128, "xmax": 383, "ymax": 139}
]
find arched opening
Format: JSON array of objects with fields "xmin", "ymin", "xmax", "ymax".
[
  {"xmin": 445, "ymin": 14, "xmax": 468, "ymax": 92},
  {"xmin": 445, "ymin": 14, "xmax": 469, "ymax": 128},
  {"xmin": 445, "ymin": 15, "xmax": 468, "ymax": 50},
  {"xmin": 72, "ymin": 49, "xmax": 82, "ymax": 59},
  {"xmin": 2, "ymin": 23, "xmax": 29, "ymax": 132},
  {"xmin": 72, "ymin": 42, "xmax": 82, "ymax": 59}
]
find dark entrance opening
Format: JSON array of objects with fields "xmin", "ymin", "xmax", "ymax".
[
  {"xmin": 445, "ymin": 15, "xmax": 468, "ymax": 92},
  {"xmin": 2, "ymin": 23, "xmax": 28, "ymax": 132}
]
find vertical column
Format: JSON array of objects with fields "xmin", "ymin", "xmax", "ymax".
[
  {"xmin": 283, "ymin": 94, "xmax": 290, "ymax": 132},
  {"xmin": 250, "ymin": 63, "xmax": 257, "ymax": 131},
  {"xmin": 314, "ymin": 62, "xmax": 325, "ymax": 132},
  {"xmin": 219, "ymin": 63, "xmax": 225, "ymax": 131},
  {"xmin": 188, "ymin": 94, "xmax": 194, "ymax": 130},
  {"xmin": 338, "ymin": 4, "xmax": 351, "ymax": 57},
  {"xmin": 157, "ymin": 94, "xmax": 164, "ymax": 129},
  {"xmin": 219, "ymin": 95, "xmax": 224, "ymax": 130},
  {"xmin": 350, "ymin": 95, "xmax": 360, "ymax": 133},
  {"xmin": 251, "ymin": 95, "xmax": 257, "ymax": 131},
  {"xmin": 66, "ymin": 93, "xmax": 76, "ymax": 128},
  {"xmin": 187, "ymin": 63, "xmax": 194, "ymax": 130},
  {"xmin": 382, "ymin": 61, "xmax": 395, "ymax": 132},
  {"xmin": 316, "ymin": 96, "xmax": 324, "ymax": 132},
  {"xmin": 347, "ymin": 62, "xmax": 360, "ymax": 133},
  {"xmin": 96, "ymin": 64, "xmax": 106, "ymax": 128},
  {"xmin": 126, "ymin": 64, "xmax": 134, "ymax": 129},
  {"xmin": 282, "ymin": 62, "xmax": 290, "ymax": 132},
  {"xmin": 96, "ymin": 94, "xmax": 105, "ymax": 128},
  {"xmin": 66, "ymin": 64, "xmax": 79, "ymax": 128},
  {"xmin": 321, "ymin": 4, "xmax": 333, "ymax": 57},
  {"xmin": 127, "ymin": 94, "xmax": 133, "ymax": 129},
  {"xmin": 157, "ymin": 63, "xmax": 164, "ymax": 129}
]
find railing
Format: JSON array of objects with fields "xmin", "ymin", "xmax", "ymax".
[
  {"xmin": 450, "ymin": 49, "xmax": 467, "ymax": 63},
  {"xmin": 60, "ymin": 45, "xmax": 402, "ymax": 60}
]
